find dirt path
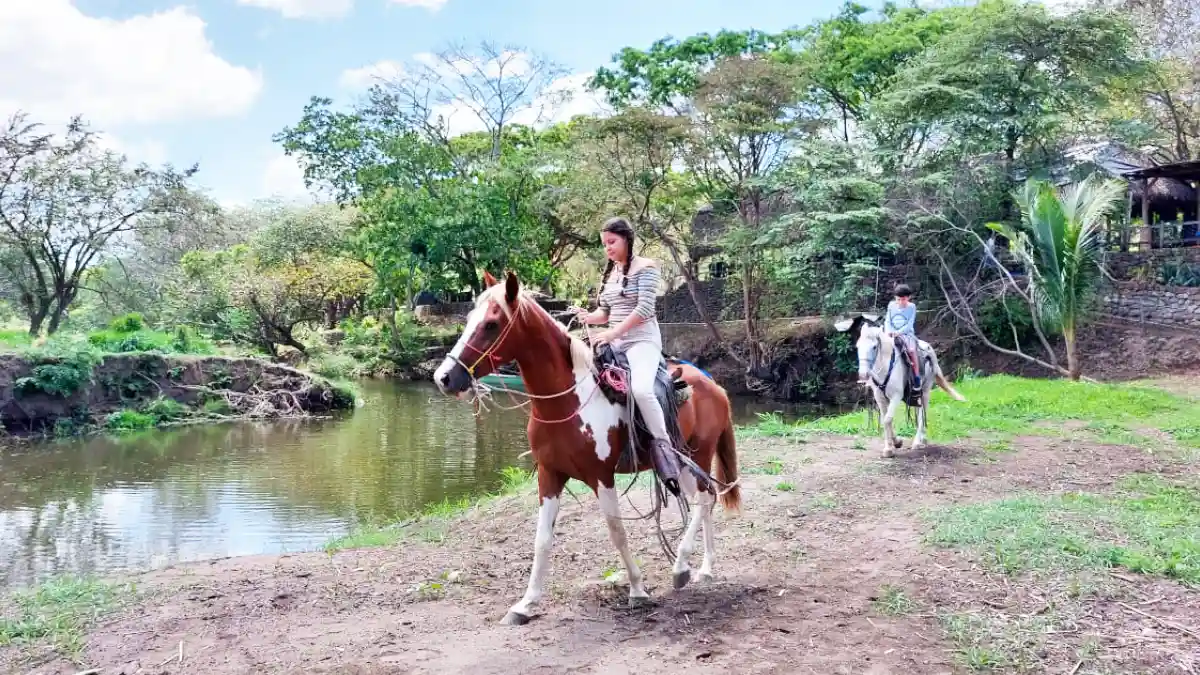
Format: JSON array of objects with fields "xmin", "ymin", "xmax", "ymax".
[{"xmin": 4, "ymin": 429, "xmax": 1198, "ymax": 674}]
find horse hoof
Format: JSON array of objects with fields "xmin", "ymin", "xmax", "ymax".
[
  {"xmin": 500, "ymin": 611, "xmax": 531, "ymax": 626},
  {"xmin": 673, "ymin": 570, "xmax": 691, "ymax": 590},
  {"xmin": 629, "ymin": 595, "xmax": 654, "ymax": 609},
  {"xmin": 697, "ymin": 572, "xmax": 714, "ymax": 583},
  {"xmin": 893, "ymin": 438, "xmax": 903, "ymax": 449},
  {"xmin": 882, "ymin": 449, "xmax": 895, "ymax": 458}
]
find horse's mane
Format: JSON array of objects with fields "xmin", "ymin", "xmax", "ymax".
[{"xmin": 476, "ymin": 285, "xmax": 596, "ymax": 376}]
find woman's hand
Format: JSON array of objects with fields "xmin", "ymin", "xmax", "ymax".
[{"xmin": 591, "ymin": 328, "xmax": 618, "ymax": 346}]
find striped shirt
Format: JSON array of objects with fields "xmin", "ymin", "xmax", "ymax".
[{"xmin": 598, "ymin": 262, "xmax": 662, "ymax": 348}]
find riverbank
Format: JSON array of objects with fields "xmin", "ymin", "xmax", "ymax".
[
  {"xmin": 3, "ymin": 375, "xmax": 1198, "ymax": 674},
  {"xmin": 0, "ymin": 319, "xmax": 358, "ymax": 438}
]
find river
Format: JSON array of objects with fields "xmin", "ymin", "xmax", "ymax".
[{"xmin": 0, "ymin": 379, "xmax": 823, "ymax": 589}]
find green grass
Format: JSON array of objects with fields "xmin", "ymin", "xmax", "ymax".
[
  {"xmin": 0, "ymin": 576, "xmax": 134, "ymax": 657},
  {"xmin": 871, "ymin": 584, "xmax": 916, "ymax": 616},
  {"xmin": 926, "ymin": 474, "xmax": 1200, "ymax": 585},
  {"xmin": 325, "ymin": 466, "xmax": 536, "ymax": 553},
  {"xmin": 745, "ymin": 375, "xmax": 1200, "ymax": 449}
]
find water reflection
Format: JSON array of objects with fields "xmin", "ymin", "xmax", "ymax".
[{"xmin": 0, "ymin": 379, "xmax": 823, "ymax": 589}]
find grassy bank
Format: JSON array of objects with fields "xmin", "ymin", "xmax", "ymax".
[
  {"xmin": 749, "ymin": 374, "xmax": 1200, "ymax": 451},
  {"xmin": 0, "ymin": 577, "xmax": 136, "ymax": 658},
  {"xmin": 1, "ymin": 314, "xmax": 358, "ymax": 439}
]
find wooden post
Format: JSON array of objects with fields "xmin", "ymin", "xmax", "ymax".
[{"xmin": 1138, "ymin": 178, "xmax": 1154, "ymax": 250}]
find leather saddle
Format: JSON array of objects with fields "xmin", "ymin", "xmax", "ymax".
[{"xmin": 591, "ymin": 342, "xmax": 695, "ymax": 492}]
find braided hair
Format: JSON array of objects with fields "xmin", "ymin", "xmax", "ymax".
[{"xmin": 597, "ymin": 217, "xmax": 636, "ymax": 303}]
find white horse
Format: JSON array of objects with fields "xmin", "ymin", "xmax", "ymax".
[{"xmin": 851, "ymin": 321, "xmax": 966, "ymax": 457}]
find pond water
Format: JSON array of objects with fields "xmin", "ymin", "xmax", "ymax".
[{"xmin": 0, "ymin": 379, "xmax": 826, "ymax": 589}]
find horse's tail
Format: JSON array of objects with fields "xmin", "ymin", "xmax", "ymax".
[
  {"xmin": 931, "ymin": 353, "xmax": 966, "ymax": 402},
  {"xmin": 714, "ymin": 416, "xmax": 742, "ymax": 514}
]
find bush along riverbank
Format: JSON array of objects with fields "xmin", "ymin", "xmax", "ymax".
[{"xmin": 0, "ymin": 326, "xmax": 357, "ymax": 439}]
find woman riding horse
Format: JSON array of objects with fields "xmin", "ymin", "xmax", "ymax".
[{"xmin": 573, "ymin": 217, "xmax": 681, "ymax": 488}]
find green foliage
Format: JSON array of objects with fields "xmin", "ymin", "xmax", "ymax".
[
  {"xmin": 108, "ymin": 312, "xmax": 145, "ymax": 333},
  {"xmin": 14, "ymin": 345, "xmax": 103, "ymax": 398},
  {"xmin": 873, "ymin": 0, "xmax": 1142, "ymax": 167},
  {"xmin": 1158, "ymin": 260, "xmax": 1200, "ymax": 287},
  {"xmin": 104, "ymin": 409, "xmax": 156, "ymax": 432},
  {"xmin": 975, "ymin": 295, "xmax": 1046, "ymax": 351}
]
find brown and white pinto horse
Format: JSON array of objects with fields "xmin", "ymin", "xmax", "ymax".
[{"xmin": 433, "ymin": 271, "xmax": 741, "ymax": 626}]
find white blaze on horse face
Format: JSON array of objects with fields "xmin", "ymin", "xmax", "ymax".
[
  {"xmin": 856, "ymin": 328, "xmax": 878, "ymax": 380},
  {"xmin": 434, "ymin": 302, "xmax": 487, "ymax": 386}
]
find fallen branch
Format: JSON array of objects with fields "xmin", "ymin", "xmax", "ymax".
[{"xmin": 1118, "ymin": 602, "xmax": 1200, "ymax": 642}]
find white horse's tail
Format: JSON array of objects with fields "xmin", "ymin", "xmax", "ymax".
[{"xmin": 930, "ymin": 353, "xmax": 966, "ymax": 402}]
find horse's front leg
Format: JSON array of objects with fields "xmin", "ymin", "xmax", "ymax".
[
  {"xmin": 881, "ymin": 391, "xmax": 903, "ymax": 458},
  {"xmin": 502, "ymin": 467, "xmax": 565, "ymax": 626},
  {"xmin": 598, "ymin": 482, "xmax": 651, "ymax": 607},
  {"xmin": 872, "ymin": 386, "xmax": 896, "ymax": 458}
]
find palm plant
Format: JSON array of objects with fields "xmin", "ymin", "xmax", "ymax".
[{"xmin": 987, "ymin": 174, "xmax": 1126, "ymax": 380}]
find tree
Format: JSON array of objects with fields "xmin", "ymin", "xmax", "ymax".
[
  {"xmin": 683, "ymin": 56, "xmax": 815, "ymax": 374},
  {"xmin": 168, "ymin": 203, "xmax": 372, "ymax": 355},
  {"xmin": 588, "ymin": 28, "xmax": 803, "ymax": 110},
  {"xmin": 987, "ymin": 174, "xmax": 1126, "ymax": 380},
  {"xmin": 873, "ymin": 0, "xmax": 1141, "ymax": 183},
  {"xmin": 1096, "ymin": 0, "xmax": 1200, "ymax": 162},
  {"xmin": 0, "ymin": 112, "xmax": 199, "ymax": 335}
]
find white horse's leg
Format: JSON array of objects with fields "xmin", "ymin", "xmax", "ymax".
[
  {"xmin": 871, "ymin": 385, "xmax": 891, "ymax": 455},
  {"xmin": 671, "ymin": 471, "xmax": 704, "ymax": 589},
  {"xmin": 881, "ymin": 392, "xmax": 903, "ymax": 458},
  {"xmin": 912, "ymin": 364, "xmax": 932, "ymax": 449},
  {"xmin": 598, "ymin": 485, "xmax": 651, "ymax": 606},
  {"xmin": 502, "ymin": 489, "xmax": 560, "ymax": 625},
  {"xmin": 695, "ymin": 487, "xmax": 717, "ymax": 582}
]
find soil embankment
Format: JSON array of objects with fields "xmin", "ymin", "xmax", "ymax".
[
  {"xmin": 0, "ymin": 352, "xmax": 355, "ymax": 436},
  {"xmin": 3, "ymin": 378, "xmax": 1197, "ymax": 674}
]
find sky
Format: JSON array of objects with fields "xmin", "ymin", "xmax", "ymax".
[{"xmin": 1, "ymin": 0, "xmax": 850, "ymax": 206}]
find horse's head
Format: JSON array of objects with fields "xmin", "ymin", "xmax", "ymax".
[
  {"xmin": 854, "ymin": 319, "xmax": 885, "ymax": 384},
  {"xmin": 434, "ymin": 270, "xmax": 526, "ymax": 396}
]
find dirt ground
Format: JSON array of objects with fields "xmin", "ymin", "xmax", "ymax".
[{"xmin": 4, "ymin": 426, "xmax": 1198, "ymax": 674}]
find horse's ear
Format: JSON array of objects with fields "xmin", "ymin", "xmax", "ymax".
[
  {"xmin": 482, "ymin": 270, "xmax": 498, "ymax": 287},
  {"xmin": 504, "ymin": 270, "xmax": 519, "ymax": 305}
]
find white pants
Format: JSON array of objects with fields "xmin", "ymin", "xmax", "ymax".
[{"xmin": 622, "ymin": 340, "xmax": 669, "ymax": 441}]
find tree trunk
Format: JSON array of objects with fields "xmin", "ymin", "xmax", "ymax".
[
  {"xmin": 26, "ymin": 298, "xmax": 51, "ymax": 337},
  {"xmin": 742, "ymin": 261, "xmax": 762, "ymax": 371},
  {"xmin": 1064, "ymin": 326, "xmax": 1080, "ymax": 381}
]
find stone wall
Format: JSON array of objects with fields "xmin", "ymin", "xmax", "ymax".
[
  {"xmin": 1103, "ymin": 282, "xmax": 1200, "ymax": 329},
  {"xmin": 1103, "ymin": 247, "xmax": 1200, "ymax": 281},
  {"xmin": 659, "ymin": 279, "xmax": 743, "ymax": 323}
]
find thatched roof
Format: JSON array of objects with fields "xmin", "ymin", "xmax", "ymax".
[{"xmin": 1061, "ymin": 142, "xmax": 1197, "ymax": 206}]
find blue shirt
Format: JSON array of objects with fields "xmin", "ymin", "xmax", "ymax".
[{"xmin": 886, "ymin": 300, "xmax": 917, "ymax": 336}]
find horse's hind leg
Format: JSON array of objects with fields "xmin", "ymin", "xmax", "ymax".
[
  {"xmin": 671, "ymin": 471, "xmax": 706, "ymax": 589},
  {"xmin": 696, "ymin": 484, "xmax": 717, "ymax": 582},
  {"xmin": 598, "ymin": 483, "xmax": 652, "ymax": 607},
  {"xmin": 502, "ymin": 467, "xmax": 565, "ymax": 626}
]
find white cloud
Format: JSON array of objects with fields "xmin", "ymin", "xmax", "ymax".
[
  {"xmin": 94, "ymin": 133, "xmax": 170, "ymax": 166},
  {"xmin": 261, "ymin": 153, "xmax": 314, "ymax": 202},
  {"xmin": 388, "ymin": 0, "xmax": 449, "ymax": 11},
  {"xmin": 236, "ymin": 0, "xmax": 354, "ymax": 20},
  {"xmin": 339, "ymin": 60, "xmax": 406, "ymax": 89},
  {"xmin": 0, "ymin": 1, "xmax": 262, "ymax": 127}
]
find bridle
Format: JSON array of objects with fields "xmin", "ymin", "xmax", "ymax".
[
  {"xmin": 446, "ymin": 297, "xmax": 597, "ymax": 424},
  {"xmin": 858, "ymin": 324, "xmax": 896, "ymax": 391}
]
